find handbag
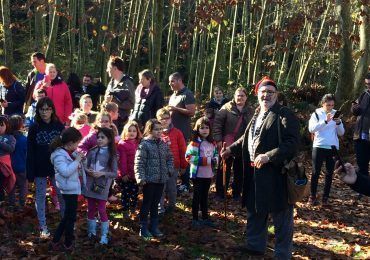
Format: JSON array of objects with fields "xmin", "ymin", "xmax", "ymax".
[
  {"xmin": 223, "ymin": 114, "xmax": 244, "ymax": 147},
  {"xmin": 91, "ymin": 179, "xmax": 106, "ymax": 194},
  {"xmin": 278, "ymin": 108, "xmax": 309, "ymax": 204}
]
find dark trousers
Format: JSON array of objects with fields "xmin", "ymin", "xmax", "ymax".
[
  {"xmin": 0, "ymin": 173, "xmax": 5, "ymax": 201},
  {"xmin": 52, "ymin": 194, "xmax": 78, "ymax": 247},
  {"xmin": 355, "ymin": 139, "xmax": 370, "ymax": 177},
  {"xmin": 139, "ymin": 183, "xmax": 164, "ymax": 222},
  {"xmin": 192, "ymin": 178, "xmax": 211, "ymax": 220},
  {"xmin": 311, "ymin": 147, "xmax": 335, "ymax": 198},
  {"xmin": 120, "ymin": 180, "xmax": 138, "ymax": 211},
  {"xmin": 216, "ymin": 156, "xmax": 243, "ymax": 198},
  {"xmin": 245, "ymin": 205, "xmax": 294, "ymax": 259}
]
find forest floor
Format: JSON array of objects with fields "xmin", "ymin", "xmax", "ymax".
[{"xmin": 0, "ymin": 160, "xmax": 369, "ymax": 259}]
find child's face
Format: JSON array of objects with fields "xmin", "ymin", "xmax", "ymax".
[
  {"xmin": 109, "ymin": 110, "xmax": 119, "ymax": 121},
  {"xmin": 127, "ymin": 125, "xmax": 138, "ymax": 140},
  {"xmin": 151, "ymin": 124, "xmax": 163, "ymax": 139},
  {"xmin": 198, "ymin": 124, "xmax": 210, "ymax": 139},
  {"xmin": 66, "ymin": 140, "xmax": 81, "ymax": 151},
  {"xmin": 39, "ymin": 104, "xmax": 53, "ymax": 122},
  {"xmin": 97, "ymin": 132, "xmax": 109, "ymax": 147},
  {"xmin": 0, "ymin": 122, "xmax": 6, "ymax": 135},
  {"xmin": 98, "ymin": 116, "xmax": 111, "ymax": 128},
  {"xmin": 80, "ymin": 97, "xmax": 93, "ymax": 112},
  {"xmin": 214, "ymin": 90, "xmax": 223, "ymax": 100},
  {"xmin": 158, "ymin": 114, "xmax": 171, "ymax": 129}
]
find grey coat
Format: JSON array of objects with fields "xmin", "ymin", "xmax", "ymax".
[
  {"xmin": 83, "ymin": 147, "xmax": 117, "ymax": 200},
  {"xmin": 134, "ymin": 138, "xmax": 174, "ymax": 184}
]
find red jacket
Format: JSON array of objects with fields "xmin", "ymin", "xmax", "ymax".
[
  {"xmin": 161, "ymin": 126, "xmax": 187, "ymax": 169},
  {"xmin": 34, "ymin": 81, "xmax": 73, "ymax": 124},
  {"xmin": 0, "ymin": 155, "xmax": 16, "ymax": 193},
  {"xmin": 117, "ymin": 139, "xmax": 139, "ymax": 180}
]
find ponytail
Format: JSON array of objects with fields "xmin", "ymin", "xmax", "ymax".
[{"xmin": 49, "ymin": 127, "xmax": 83, "ymax": 153}]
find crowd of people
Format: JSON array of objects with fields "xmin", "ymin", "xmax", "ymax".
[{"xmin": 0, "ymin": 51, "xmax": 369, "ymax": 258}]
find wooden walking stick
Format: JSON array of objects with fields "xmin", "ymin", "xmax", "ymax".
[{"xmin": 222, "ymin": 142, "xmax": 228, "ymax": 230}]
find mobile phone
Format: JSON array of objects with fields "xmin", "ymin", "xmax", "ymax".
[
  {"xmin": 331, "ymin": 145, "xmax": 346, "ymax": 173},
  {"xmin": 333, "ymin": 110, "xmax": 342, "ymax": 119}
]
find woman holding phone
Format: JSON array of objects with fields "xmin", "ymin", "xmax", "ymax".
[{"xmin": 308, "ymin": 94, "xmax": 345, "ymax": 206}]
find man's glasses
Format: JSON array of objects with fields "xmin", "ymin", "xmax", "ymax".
[{"xmin": 259, "ymin": 90, "xmax": 276, "ymax": 95}]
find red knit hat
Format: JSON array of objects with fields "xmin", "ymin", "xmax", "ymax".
[{"xmin": 254, "ymin": 76, "xmax": 277, "ymax": 95}]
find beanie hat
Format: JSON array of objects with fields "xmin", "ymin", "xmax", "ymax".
[{"xmin": 254, "ymin": 76, "xmax": 277, "ymax": 95}]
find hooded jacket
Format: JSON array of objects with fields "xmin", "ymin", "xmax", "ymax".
[{"xmin": 51, "ymin": 148, "xmax": 85, "ymax": 195}]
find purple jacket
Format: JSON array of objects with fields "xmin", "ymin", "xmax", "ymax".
[
  {"xmin": 117, "ymin": 139, "xmax": 139, "ymax": 180},
  {"xmin": 77, "ymin": 130, "xmax": 97, "ymax": 155}
]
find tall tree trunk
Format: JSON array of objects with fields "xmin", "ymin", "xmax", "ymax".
[
  {"xmin": 77, "ymin": 0, "xmax": 88, "ymax": 76},
  {"xmin": 101, "ymin": 0, "xmax": 117, "ymax": 83},
  {"xmin": 94, "ymin": 0, "xmax": 109, "ymax": 77},
  {"xmin": 153, "ymin": 0, "xmax": 163, "ymax": 81},
  {"xmin": 354, "ymin": 4, "xmax": 369, "ymax": 96},
  {"xmin": 335, "ymin": 0, "xmax": 354, "ymax": 104},
  {"xmin": 68, "ymin": 0, "xmax": 77, "ymax": 71},
  {"xmin": 1, "ymin": 0, "xmax": 14, "ymax": 68},
  {"xmin": 209, "ymin": 24, "xmax": 222, "ymax": 98},
  {"xmin": 34, "ymin": 1, "xmax": 46, "ymax": 51},
  {"xmin": 45, "ymin": 0, "xmax": 61, "ymax": 60},
  {"xmin": 228, "ymin": 4, "xmax": 238, "ymax": 82}
]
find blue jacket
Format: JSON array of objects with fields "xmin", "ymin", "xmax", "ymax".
[{"xmin": 10, "ymin": 131, "xmax": 27, "ymax": 173}]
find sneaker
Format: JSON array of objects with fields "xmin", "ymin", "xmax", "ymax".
[{"xmin": 40, "ymin": 227, "xmax": 50, "ymax": 238}]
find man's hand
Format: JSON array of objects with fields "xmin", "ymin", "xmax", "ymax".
[
  {"xmin": 334, "ymin": 161, "xmax": 357, "ymax": 184},
  {"xmin": 254, "ymin": 154, "xmax": 269, "ymax": 169},
  {"xmin": 168, "ymin": 105, "xmax": 177, "ymax": 112},
  {"xmin": 220, "ymin": 142, "xmax": 231, "ymax": 159}
]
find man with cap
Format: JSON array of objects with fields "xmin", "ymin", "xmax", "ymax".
[{"xmin": 221, "ymin": 76, "xmax": 300, "ymax": 259}]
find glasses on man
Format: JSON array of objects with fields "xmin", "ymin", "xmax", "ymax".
[{"xmin": 259, "ymin": 90, "xmax": 276, "ymax": 95}]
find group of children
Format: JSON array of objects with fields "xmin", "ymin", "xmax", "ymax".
[{"xmin": 0, "ymin": 95, "xmax": 221, "ymax": 250}]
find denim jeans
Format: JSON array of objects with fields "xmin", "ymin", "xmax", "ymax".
[
  {"xmin": 355, "ymin": 139, "xmax": 370, "ymax": 177},
  {"xmin": 52, "ymin": 194, "xmax": 78, "ymax": 247},
  {"xmin": 139, "ymin": 183, "xmax": 164, "ymax": 223},
  {"xmin": 245, "ymin": 205, "xmax": 294, "ymax": 259},
  {"xmin": 34, "ymin": 177, "xmax": 64, "ymax": 228},
  {"xmin": 311, "ymin": 147, "xmax": 335, "ymax": 198}
]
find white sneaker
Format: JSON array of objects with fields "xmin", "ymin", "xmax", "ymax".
[{"xmin": 40, "ymin": 227, "xmax": 50, "ymax": 238}]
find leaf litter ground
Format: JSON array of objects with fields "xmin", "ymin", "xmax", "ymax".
[{"xmin": 0, "ymin": 163, "xmax": 369, "ymax": 259}]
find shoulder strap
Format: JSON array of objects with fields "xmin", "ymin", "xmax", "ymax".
[
  {"xmin": 314, "ymin": 111, "xmax": 319, "ymax": 121},
  {"xmin": 232, "ymin": 114, "xmax": 244, "ymax": 137}
]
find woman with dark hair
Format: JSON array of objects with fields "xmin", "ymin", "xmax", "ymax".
[
  {"xmin": 130, "ymin": 69, "xmax": 164, "ymax": 130},
  {"xmin": 308, "ymin": 93, "xmax": 344, "ymax": 206},
  {"xmin": 0, "ymin": 66, "xmax": 26, "ymax": 115},
  {"xmin": 34, "ymin": 63, "xmax": 73, "ymax": 124},
  {"xmin": 66, "ymin": 72, "xmax": 83, "ymax": 109},
  {"xmin": 26, "ymin": 97, "xmax": 65, "ymax": 238}
]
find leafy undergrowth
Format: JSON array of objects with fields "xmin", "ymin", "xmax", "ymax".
[{"xmin": 0, "ymin": 169, "xmax": 369, "ymax": 259}]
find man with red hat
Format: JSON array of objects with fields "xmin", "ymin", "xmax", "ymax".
[{"xmin": 221, "ymin": 76, "xmax": 300, "ymax": 259}]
